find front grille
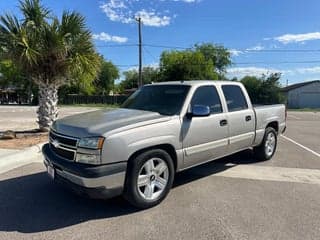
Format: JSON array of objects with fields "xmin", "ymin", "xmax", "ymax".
[
  {"xmin": 49, "ymin": 130, "xmax": 78, "ymax": 161},
  {"xmin": 49, "ymin": 131, "xmax": 78, "ymax": 147},
  {"xmin": 50, "ymin": 143, "xmax": 75, "ymax": 160}
]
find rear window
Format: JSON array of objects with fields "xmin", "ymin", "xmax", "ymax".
[{"xmin": 222, "ymin": 85, "xmax": 248, "ymax": 112}]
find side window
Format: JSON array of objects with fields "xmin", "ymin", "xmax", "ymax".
[
  {"xmin": 222, "ymin": 85, "xmax": 248, "ymax": 112},
  {"xmin": 191, "ymin": 86, "xmax": 222, "ymax": 114}
]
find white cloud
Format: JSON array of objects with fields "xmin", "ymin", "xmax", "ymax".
[
  {"xmin": 174, "ymin": 0, "xmax": 200, "ymax": 2},
  {"xmin": 100, "ymin": 0, "xmax": 199, "ymax": 27},
  {"xmin": 100, "ymin": 0, "xmax": 133, "ymax": 24},
  {"xmin": 229, "ymin": 44, "xmax": 264, "ymax": 57},
  {"xmin": 246, "ymin": 44, "xmax": 264, "ymax": 51},
  {"xmin": 229, "ymin": 49, "xmax": 243, "ymax": 56},
  {"xmin": 274, "ymin": 32, "xmax": 320, "ymax": 44},
  {"xmin": 123, "ymin": 62, "xmax": 159, "ymax": 72},
  {"xmin": 135, "ymin": 9, "xmax": 171, "ymax": 27},
  {"xmin": 227, "ymin": 66, "xmax": 320, "ymax": 79},
  {"xmin": 294, "ymin": 66, "xmax": 320, "ymax": 74},
  {"xmin": 92, "ymin": 32, "xmax": 128, "ymax": 43},
  {"xmin": 227, "ymin": 67, "xmax": 282, "ymax": 77}
]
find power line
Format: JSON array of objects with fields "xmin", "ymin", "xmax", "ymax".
[
  {"xmin": 113, "ymin": 60, "xmax": 320, "ymax": 69},
  {"xmin": 144, "ymin": 43, "xmax": 190, "ymax": 50},
  {"xmin": 96, "ymin": 43, "xmax": 320, "ymax": 53},
  {"xmin": 114, "ymin": 64, "xmax": 138, "ymax": 68},
  {"xmin": 145, "ymin": 44, "xmax": 320, "ymax": 53},
  {"xmin": 97, "ymin": 43, "xmax": 320, "ymax": 54},
  {"xmin": 235, "ymin": 60, "xmax": 320, "ymax": 64},
  {"xmin": 143, "ymin": 46, "xmax": 158, "ymax": 62},
  {"xmin": 96, "ymin": 44, "xmax": 137, "ymax": 48},
  {"xmin": 99, "ymin": 43, "xmax": 320, "ymax": 69},
  {"xmin": 236, "ymin": 49, "xmax": 320, "ymax": 53}
]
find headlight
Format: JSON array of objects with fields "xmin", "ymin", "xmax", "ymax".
[
  {"xmin": 78, "ymin": 137, "xmax": 105, "ymax": 149},
  {"xmin": 76, "ymin": 153, "xmax": 101, "ymax": 165}
]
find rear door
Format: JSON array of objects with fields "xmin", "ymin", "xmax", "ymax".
[
  {"xmin": 182, "ymin": 85, "xmax": 229, "ymax": 168},
  {"xmin": 221, "ymin": 85, "xmax": 255, "ymax": 153}
]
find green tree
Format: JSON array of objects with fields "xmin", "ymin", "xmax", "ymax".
[
  {"xmin": 0, "ymin": 0, "xmax": 100, "ymax": 131},
  {"xmin": 259, "ymin": 73, "xmax": 285, "ymax": 104},
  {"xmin": 240, "ymin": 73, "xmax": 285, "ymax": 104},
  {"xmin": 195, "ymin": 43, "xmax": 232, "ymax": 76},
  {"xmin": 240, "ymin": 76, "xmax": 261, "ymax": 103},
  {"xmin": 94, "ymin": 59, "xmax": 119, "ymax": 95},
  {"xmin": 159, "ymin": 50, "xmax": 217, "ymax": 82},
  {"xmin": 0, "ymin": 60, "xmax": 23, "ymax": 88},
  {"xmin": 0, "ymin": 59, "xmax": 38, "ymax": 104},
  {"xmin": 119, "ymin": 67, "xmax": 159, "ymax": 91}
]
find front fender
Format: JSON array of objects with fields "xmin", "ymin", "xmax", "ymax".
[{"xmin": 101, "ymin": 118, "xmax": 182, "ymax": 165}]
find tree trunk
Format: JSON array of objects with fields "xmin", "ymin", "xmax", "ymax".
[{"xmin": 37, "ymin": 83, "xmax": 59, "ymax": 132}]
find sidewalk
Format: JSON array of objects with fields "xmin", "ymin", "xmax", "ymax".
[
  {"xmin": 0, "ymin": 106, "xmax": 101, "ymax": 174},
  {"xmin": 0, "ymin": 143, "xmax": 45, "ymax": 175},
  {"xmin": 0, "ymin": 148, "xmax": 20, "ymax": 157}
]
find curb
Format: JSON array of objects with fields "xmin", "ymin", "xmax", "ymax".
[{"xmin": 0, "ymin": 142, "xmax": 46, "ymax": 175}]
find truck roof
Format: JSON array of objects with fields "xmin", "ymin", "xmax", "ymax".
[{"xmin": 149, "ymin": 80, "xmax": 242, "ymax": 87}]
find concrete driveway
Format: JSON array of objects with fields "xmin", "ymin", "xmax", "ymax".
[
  {"xmin": 0, "ymin": 106, "xmax": 100, "ymax": 131},
  {"xmin": 0, "ymin": 111, "xmax": 319, "ymax": 240}
]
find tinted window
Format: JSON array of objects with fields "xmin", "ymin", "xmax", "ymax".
[
  {"xmin": 122, "ymin": 85, "xmax": 190, "ymax": 116},
  {"xmin": 191, "ymin": 86, "xmax": 222, "ymax": 114},
  {"xmin": 222, "ymin": 85, "xmax": 248, "ymax": 112}
]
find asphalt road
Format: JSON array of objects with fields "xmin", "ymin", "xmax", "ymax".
[{"xmin": 0, "ymin": 111, "xmax": 319, "ymax": 240}]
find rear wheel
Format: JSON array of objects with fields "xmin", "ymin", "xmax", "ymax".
[
  {"xmin": 123, "ymin": 149, "xmax": 174, "ymax": 209},
  {"xmin": 254, "ymin": 127, "xmax": 277, "ymax": 161}
]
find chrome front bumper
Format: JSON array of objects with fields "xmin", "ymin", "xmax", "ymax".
[{"xmin": 42, "ymin": 143, "xmax": 127, "ymax": 199}]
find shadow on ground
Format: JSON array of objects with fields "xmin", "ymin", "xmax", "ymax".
[{"xmin": 0, "ymin": 149, "xmax": 261, "ymax": 233}]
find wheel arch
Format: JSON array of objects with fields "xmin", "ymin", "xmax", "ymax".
[
  {"xmin": 127, "ymin": 144, "xmax": 178, "ymax": 172},
  {"xmin": 266, "ymin": 121, "xmax": 279, "ymax": 133}
]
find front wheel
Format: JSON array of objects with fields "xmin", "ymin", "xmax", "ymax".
[
  {"xmin": 123, "ymin": 149, "xmax": 174, "ymax": 209},
  {"xmin": 253, "ymin": 127, "xmax": 277, "ymax": 161}
]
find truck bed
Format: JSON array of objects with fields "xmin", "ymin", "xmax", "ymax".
[{"xmin": 253, "ymin": 104, "xmax": 286, "ymax": 146}]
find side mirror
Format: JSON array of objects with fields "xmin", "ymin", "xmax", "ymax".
[{"xmin": 187, "ymin": 105, "xmax": 210, "ymax": 118}]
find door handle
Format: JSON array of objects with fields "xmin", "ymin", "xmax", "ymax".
[
  {"xmin": 220, "ymin": 119, "xmax": 228, "ymax": 126},
  {"xmin": 245, "ymin": 115, "xmax": 252, "ymax": 121}
]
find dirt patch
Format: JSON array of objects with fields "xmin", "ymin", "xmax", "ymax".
[{"xmin": 0, "ymin": 133, "xmax": 48, "ymax": 149}]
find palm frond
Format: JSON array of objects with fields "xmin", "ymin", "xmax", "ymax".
[
  {"xmin": 60, "ymin": 11, "xmax": 86, "ymax": 37},
  {"xmin": 1, "ymin": 1, "xmax": 100, "ymax": 86},
  {"xmin": 0, "ymin": 14, "xmax": 21, "ymax": 36},
  {"xmin": 19, "ymin": 0, "xmax": 50, "ymax": 27}
]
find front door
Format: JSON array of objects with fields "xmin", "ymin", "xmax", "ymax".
[{"xmin": 181, "ymin": 86, "xmax": 229, "ymax": 168}]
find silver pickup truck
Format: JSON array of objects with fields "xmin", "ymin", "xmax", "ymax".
[{"xmin": 43, "ymin": 81, "xmax": 286, "ymax": 208}]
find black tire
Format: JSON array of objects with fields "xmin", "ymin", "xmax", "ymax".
[
  {"xmin": 123, "ymin": 149, "xmax": 175, "ymax": 209},
  {"xmin": 253, "ymin": 127, "xmax": 278, "ymax": 161}
]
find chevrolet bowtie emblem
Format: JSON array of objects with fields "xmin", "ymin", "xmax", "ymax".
[{"xmin": 52, "ymin": 139, "xmax": 60, "ymax": 148}]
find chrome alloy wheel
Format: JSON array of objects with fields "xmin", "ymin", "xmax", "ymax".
[
  {"xmin": 265, "ymin": 132, "xmax": 276, "ymax": 157},
  {"xmin": 137, "ymin": 158, "xmax": 169, "ymax": 200}
]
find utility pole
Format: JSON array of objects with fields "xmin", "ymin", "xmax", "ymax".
[{"xmin": 136, "ymin": 17, "xmax": 142, "ymax": 87}]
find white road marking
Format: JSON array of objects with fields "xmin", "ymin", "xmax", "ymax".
[
  {"xmin": 281, "ymin": 135, "xmax": 320, "ymax": 158},
  {"xmin": 214, "ymin": 165, "xmax": 320, "ymax": 185}
]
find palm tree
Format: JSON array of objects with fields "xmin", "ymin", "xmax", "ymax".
[{"xmin": 0, "ymin": 0, "xmax": 100, "ymax": 131}]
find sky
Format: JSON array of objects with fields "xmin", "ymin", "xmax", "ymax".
[{"xmin": 1, "ymin": 0, "xmax": 320, "ymax": 85}]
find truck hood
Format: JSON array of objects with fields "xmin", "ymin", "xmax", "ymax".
[{"xmin": 52, "ymin": 108, "xmax": 171, "ymax": 138}]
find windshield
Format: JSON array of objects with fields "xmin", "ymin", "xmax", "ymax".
[{"xmin": 121, "ymin": 85, "xmax": 190, "ymax": 115}]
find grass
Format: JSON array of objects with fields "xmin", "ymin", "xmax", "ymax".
[
  {"xmin": 58, "ymin": 103, "xmax": 120, "ymax": 108},
  {"xmin": 288, "ymin": 108, "xmax": 320, "ymax": 112}
]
